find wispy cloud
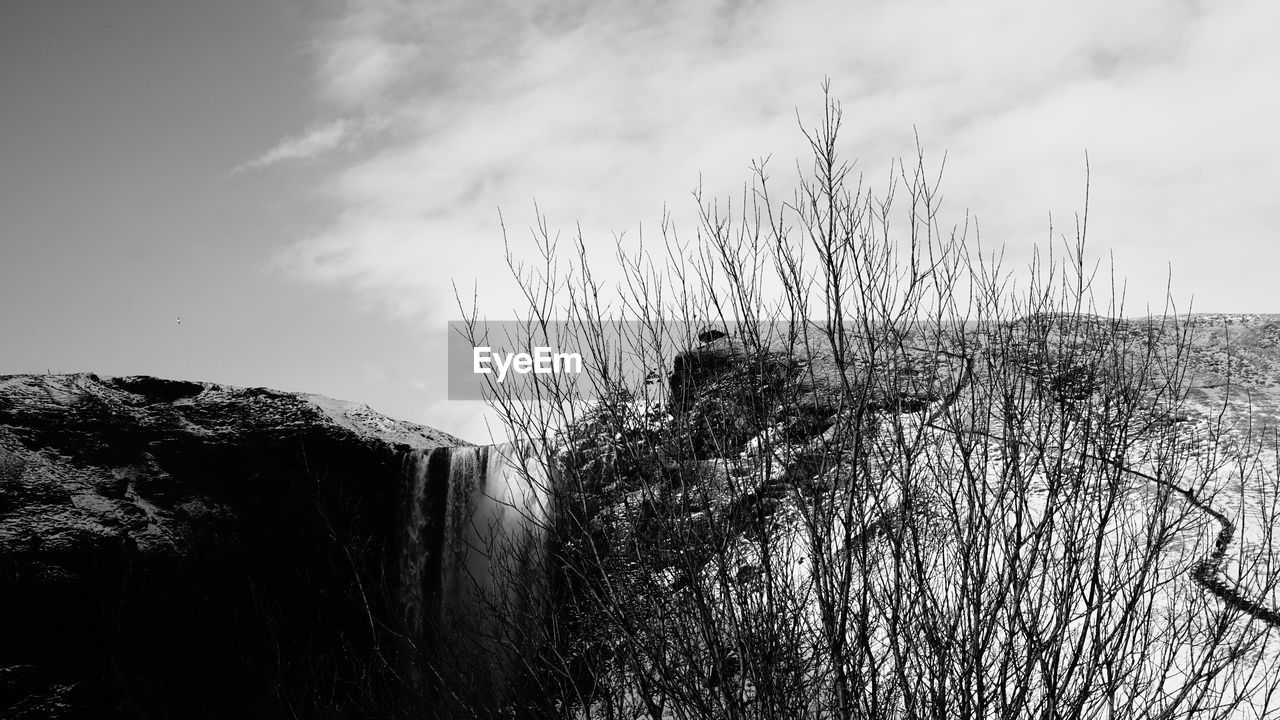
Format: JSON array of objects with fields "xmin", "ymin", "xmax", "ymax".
[
  {"xmin": 271, "ymin": 0, "xmax": 1280, "ymax": 320},
  {"xmin": 233, "ymin": 116, "xmax": 385, "ymax": 174}
]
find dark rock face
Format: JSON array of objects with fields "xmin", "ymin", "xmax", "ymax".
[{"xmin": 0, "ymin": 373, "xmax": 464, "ymax": 719}]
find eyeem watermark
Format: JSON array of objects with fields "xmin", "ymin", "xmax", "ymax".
[
  {"xmin": 473, "ymin": 346, "xmax": 583, "ymax": 382},
  {"xmin": 449, "ymin": 321, "xmax": 595, "ymax": 400}
]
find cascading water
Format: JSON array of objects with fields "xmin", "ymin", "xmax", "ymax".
[{"xmin": 399, "ymin": 442, "xmax": 552, "ymax": 714}]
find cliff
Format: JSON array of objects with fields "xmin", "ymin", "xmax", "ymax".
[
  {"xmin": 0, "ymin": 373, "xmax": 463, "ymax": 719},
  {"xmin": 542, "ymin": 316, "xmax": 1280, "ymax": 717}
]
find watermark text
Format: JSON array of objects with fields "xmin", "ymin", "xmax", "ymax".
[{"xmin": 472, "ymin": 346, "xmax": 583, "ymax": 383}]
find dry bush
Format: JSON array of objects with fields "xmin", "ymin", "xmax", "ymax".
[{"xmin": 457, "ymin": 83, "xmax": 1280, "ymax": 720}]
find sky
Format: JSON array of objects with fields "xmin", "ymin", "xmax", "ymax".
[{"xmin": 2, "ymin": 0, "xmax": 1278, "ymax": 443}]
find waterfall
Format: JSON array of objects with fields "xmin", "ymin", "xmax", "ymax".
[{"xmin": 399, "ymin": 443, "xmax": 552, "ymax": 714}]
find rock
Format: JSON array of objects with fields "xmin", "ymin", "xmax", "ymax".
[
  {"xmin": 0, "ymin": 373, "xmax": 463, "ymax": 719},
  {"xmin": 697, "ymin": 328, "xmax": 728, "ymax": 344},
  {"xmin": 669, "ymin": 343, "xmax": 742, "ymax": 410}
]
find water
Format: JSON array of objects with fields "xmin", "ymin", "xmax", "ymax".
[{"xmin": 399, "ymin": 443, "xmax": 552, "ymax": 714}]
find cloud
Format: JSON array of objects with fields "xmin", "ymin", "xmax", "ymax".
[
  {"xmin": 272, "ymin": 0, "xmax": 1280, "ymax": 322},
  {"xmin": 233, "ymin": 116, "xmax": 386, "ymax": 174},
  {"xmin": 309, "ymin": 0, "xmax": 542, "ymax": 108}
]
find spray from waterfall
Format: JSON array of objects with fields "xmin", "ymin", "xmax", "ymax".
[{"xmin": 398, "ymin": 442, "xmax": 552, "ymax": 714}]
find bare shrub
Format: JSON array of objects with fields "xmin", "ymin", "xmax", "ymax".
[{"xmin": 457, "ymin": 82, "xmax": 1280, "ymax": 719}]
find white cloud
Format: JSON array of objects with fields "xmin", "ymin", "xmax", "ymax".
[
  {"xmin": 234, "ymin": 116, "xmax": 387, "ymax": 174},
  {"xmin": 273, "ymin": 0, "xmax": 1280, "ymax": 323}
]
